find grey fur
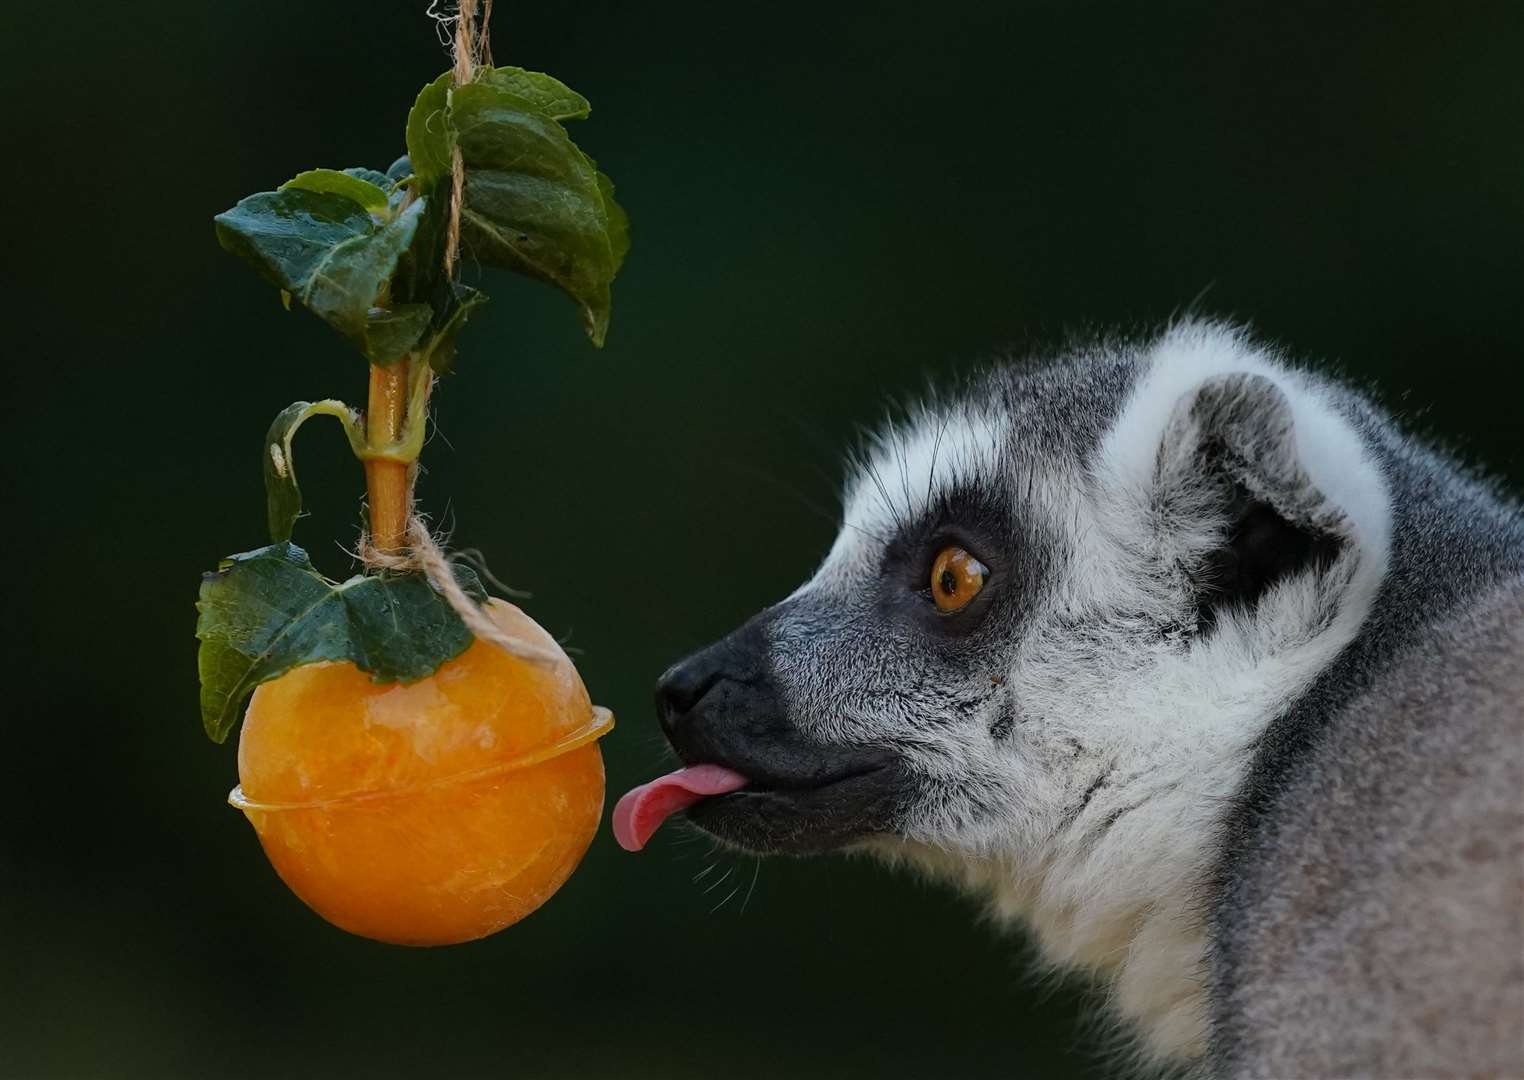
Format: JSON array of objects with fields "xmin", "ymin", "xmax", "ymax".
[
  {"xmin": 658, "ymin": 322, "xmax": 1524, "ymax": 1075},
  {"xmin": 1215, "ymin": 577, "xmax": 1524, "ymax": 1078},
  {"xmin": 1208, "ymin": 369, "xmax": 1524, "ymax": 1077}
]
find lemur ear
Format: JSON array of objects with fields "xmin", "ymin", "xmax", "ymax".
[{"xmin": 1154, "ymin": 372, "xmax": 1350, "ymax": 628}]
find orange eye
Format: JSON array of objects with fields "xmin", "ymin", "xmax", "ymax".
[{"xmin": 930, "ymin": 546, "xmax": 988, "ymax": 613}]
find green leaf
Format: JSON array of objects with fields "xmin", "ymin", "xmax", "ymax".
[
  {"xmin": 196, "ymin": 543, "xmax": 485, "ymax": 743},
  {"xmin": 595, "ymin": 169, "xmax": 630, "ymax": 274},
  {"xmin": 263, "ymin": 400, "xmax": 365, "ymax": 544},
  {"xmin": 280, "ymin": 169, "xmax": 389, "ymax": 212},
  {"xmin": 405, "ymin": 71, "xmax": 455, "ymax": 191},
  {"xmin": 214, "ymin": 190, "xmax": 429, "ymax": 363},
  {"xmin": 389, "ymin": 183, "xmax": 453, "ymax": 330},
  {"xmin": 385, "ymin": 155, "xmax": 413, "ymax": 182},
  {"xmin": 479, "ymin": 67, "xmax": 591, "ymax": 121},
  {"xmin": 216, "ymin": 188, "xmax": 372, "ymax": 295},
  {"xmin": 364, "ymin": 302, "xmax": 434, "ymax": 367},
  {"xmin": 343, "ymin": 166, "xmax": 394, "ymax": 190},
  {"xmin": 452, "ymin": 82, "xmax": 628, "ymax": 346},
  {"xmin": 422, "ymin": 285, "xmax": 488, "ymax": 374}
]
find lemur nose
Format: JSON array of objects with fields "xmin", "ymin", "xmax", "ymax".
[
  {"xmin": 654, "ymin": 652, "xmax": 723, "ymax": 737},
  {"xmin": 654, "ymin": 612, "xmax": 775, "ymax": 746},
  {"xmin": 654, "ymin": 609, "xmax": 779, "ymax": 737}
]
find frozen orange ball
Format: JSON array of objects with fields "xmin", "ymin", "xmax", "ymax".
[{"xmin": 230, "ymin": 599, "xmax": 611, "ymax": 946}]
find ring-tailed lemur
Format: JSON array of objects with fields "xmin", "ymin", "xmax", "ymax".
[{"xmin": 614, "ymin": 321, "xmax": 1524, "ymax": 1078}]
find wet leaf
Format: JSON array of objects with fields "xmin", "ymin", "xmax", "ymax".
[
  {"xmin": 453, "ymin": 82, "xmax": 627, "ymax": 345},
  {"xmin": 343, "ymin": 166, "xmax": 394, "ymax": 190},
  {"xmin": 405, "ymin": 71, "xmax": 455, "ymax": 191},
  {"xmin": 364, "ymin": 302, "xmax": 434, "ymax": 367},
  {"xmin": 280, "ymin": 169, "xmax": 389, "ymax": 212},
  {"xmin": 423, "ymin": 285, "xmax": 488, "ymax": 374},
  {"xmin": 479, "ymin": 66, "xmax": 590, "ymax": 121},
  {"xmin": 214, "ymin": 190, "xmax": 428, "ymax": 363},
  {"xmin": 595, "ymin": 169, "xmax": 630, "ymax": 274}
]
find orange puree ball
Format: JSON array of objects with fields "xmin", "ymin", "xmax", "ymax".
[{"xmin": 232, "ymin": 599, "xmax": 611, "ymax": 946}]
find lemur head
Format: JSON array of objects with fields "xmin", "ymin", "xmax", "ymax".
[{"xmin": 618, "ymin": 322, "xmax": 1390, "ymax": 877}]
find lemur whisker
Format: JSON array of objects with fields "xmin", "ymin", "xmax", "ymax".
[
  {"xmin": 862, "ymin": 457, "xmax": 901, "ymax": 533},
  {"xmin": 702, "ymin": 866, "xmax": 735, "ymax": 896},
  {"xmin": 895, "ymin": 433, "xmax": 915, "ymax": 522},
  {"xmin": 714, "ymin": 456, "xmax": 848, "ymax": 536},
  {"xmin": 709, "ymin": 884, "xmax": 742, "ymax": 915},
  {"xmin": 926, "ymin": 411, "xmax": 951, "ymax": 513},
  {"xmin": 739, "ymin": 857, "xmax": 761, "ymax": 915},
  {"xmin": 780, "ymin": 411, "xmax": 849, "ymax": 481}
]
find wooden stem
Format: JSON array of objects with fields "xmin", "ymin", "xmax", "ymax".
[{"xmin": 365, "ymin": 361, "xmax": 412, "ymax": 554}]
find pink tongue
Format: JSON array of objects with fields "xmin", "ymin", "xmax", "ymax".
[{"xmin": 612, "ymin": 764, "xmax": 749, "ymax": 852}]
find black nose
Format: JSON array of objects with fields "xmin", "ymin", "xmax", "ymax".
[
  {"xmin": 653, "ymin": 615, "xmax": 771, "ymax": 742},
  {"xmin": 654, "ymin": 649, "xmax": 724, "ymax": 737}
]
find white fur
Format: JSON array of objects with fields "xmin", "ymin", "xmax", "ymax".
[
  {"xmin": 809, "ymin": 402, "xmax": 1012, "ymax": 589},
  {"xmin": 838, "ymin": 325, "xmax": 1392, "ymax": 1065}
]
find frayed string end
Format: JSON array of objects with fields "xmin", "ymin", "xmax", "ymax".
[{"xmin": 359, "ymin": 517, "xmax": 561, "ymax": 666}]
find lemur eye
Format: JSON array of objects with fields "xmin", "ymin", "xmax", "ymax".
[{"xmin": 930, "ymin": 546, "xmax": 987, "ymax": 613}]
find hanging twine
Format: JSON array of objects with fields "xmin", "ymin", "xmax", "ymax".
[
  {"xmin": 358, "ymin": 1, "xmax": 557, "ymax": 666},
  {"xmin": 442, "ymin": 0, "xmax": 491, "ymax": 277},
  {"xmin": 361, "ymin": 519, "xmax": 562, "ymax": 666}
]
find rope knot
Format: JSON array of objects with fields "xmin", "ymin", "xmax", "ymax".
[{"xmin": 359, "ymin": 517, "xmax": 561, "ymax": 666}]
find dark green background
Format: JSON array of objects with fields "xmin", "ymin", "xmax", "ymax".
[{"xmin": 5, "ymin": 2, "xmax": 1522, "ymax": 1078}]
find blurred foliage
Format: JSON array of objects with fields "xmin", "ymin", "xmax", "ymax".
[{"xmin": 2, "ymin": 1, "xmax": 1520, "ymax": 1078}]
